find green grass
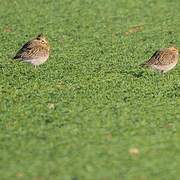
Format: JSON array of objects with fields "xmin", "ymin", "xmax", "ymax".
[{"xmin": 0, "ymin": 0, "xmax": 180, "ymax": 179}]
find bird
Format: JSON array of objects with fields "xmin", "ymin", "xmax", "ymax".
[
  {"xmin": 14, "ymin": 34, "xmax": 50, "ymax": 67},
  {"xmin": 140, "ymin": 47, "xmax": 179, "ymax": 73}
]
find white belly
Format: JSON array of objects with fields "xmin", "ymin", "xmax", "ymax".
[
  {"xmin": 25, "ymin": 55, "xmax": 49, "ymax": 66},
  {"xmin": 152, "ymin": 62, "xmax": 177, "ymax": 73}
]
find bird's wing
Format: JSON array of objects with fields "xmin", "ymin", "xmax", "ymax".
[
  {"xmin": 143, "ymin": 49, "xmax": 173, "ymax": 66},
  {"xmin": 146, "ymin": 50, "xmax": 163, "ymax": 65},
  {"xmin": 140, "ymin": 50, "xmax": 160, "ymax": 67},
  {"xmin": 14, "ymin": 42, "xmax": 43, "ymax": 60},
  {"xmin": 153, "ymin": 50, "xmax": 175, "ymax": 65}
]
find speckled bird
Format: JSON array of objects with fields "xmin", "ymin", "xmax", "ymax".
[
  {"xmin": 14, "ymin": 34, "xmax": 50, "ymax": 67},
  {"xmin": 141, "ymin": 47, "xmax": 179, "ymax": 73}
]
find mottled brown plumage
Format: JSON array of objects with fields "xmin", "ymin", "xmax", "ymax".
[
  {"xmin": 141, "ymin": 47, "xmax": 179, "ymax": 73},
  {"xmin": 14, "ymin": 34, "xmax": 50, "ymax": 67}
]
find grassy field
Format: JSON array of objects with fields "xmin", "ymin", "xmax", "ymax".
[{"xmin": 0, "ymin": 0, "xmax": 180, "ymax": 179}]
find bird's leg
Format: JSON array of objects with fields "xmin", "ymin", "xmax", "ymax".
[
  {"xmin": 161, "ymin": 70, "xmax": 166, "ymax": 76},
  {"xmin": 160, "ymin": 70, "xmax": 164, "ymax": 75}
]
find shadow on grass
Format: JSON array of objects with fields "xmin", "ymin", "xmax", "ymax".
[{"xmin": 120, "ymin": 67, "xmax": 156, "ymax": 78}]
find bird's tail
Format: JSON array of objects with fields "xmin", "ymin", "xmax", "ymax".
[{"xmin": 13, "ymin": 55, "xmax": 21, "ymax": 60}]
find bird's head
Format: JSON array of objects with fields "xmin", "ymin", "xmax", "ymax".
[{"xmin": 36, "ymin": 34, "xmax": 50, "ymax": 50}]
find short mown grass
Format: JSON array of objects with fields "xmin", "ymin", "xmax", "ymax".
[{"xmin": 0, "ymin": 0, "xmax": 180, "ymax": 179}]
